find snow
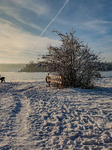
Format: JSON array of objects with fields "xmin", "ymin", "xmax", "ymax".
[{"xmin": 0, "ymin": 77, "xmax": 112, "ymax": 150}]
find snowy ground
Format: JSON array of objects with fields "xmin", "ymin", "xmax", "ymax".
[{"xmin": 0, "ymin": 77, "xmax": 112, "ymax": 150}]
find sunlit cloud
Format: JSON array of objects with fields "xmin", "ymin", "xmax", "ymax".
[{"xmin": 0, "ymin": 19, "xmax": 60, "ymax": 63}]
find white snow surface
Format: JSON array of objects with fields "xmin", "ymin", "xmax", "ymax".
[{"xmin": 0, "ymin": 77, "xmax": 112, "ymax": 150}]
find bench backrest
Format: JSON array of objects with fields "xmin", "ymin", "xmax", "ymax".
[{"xmin": 46, "ymin": 75, "xmax": 62, "ymax": 84}]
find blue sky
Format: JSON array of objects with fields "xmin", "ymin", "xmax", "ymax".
[{"xmin": 0, "ymin": 0, "xmax": 112, "ymax": 63}]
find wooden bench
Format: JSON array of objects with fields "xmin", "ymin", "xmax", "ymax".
[{"xmin": 45, "ymin": 74, "xmax": 62, "ymax": 89}]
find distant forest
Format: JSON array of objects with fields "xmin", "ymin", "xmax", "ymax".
[
  {"xmin": 100, "ymin": 62, "xmax": 112, "ymax": 71},
  {"xmin": 19, "ymin": 61, "xmax": 112, "ymax": 72},
  {"xmin": 0, "ymin": 64, "xmax": 26, "ymax": 72},
  {"xmin": 19, "ymin": 61, "xmax": 47, "ymax": 72},
  {"xmin": 0, "ymin": 62, "xmax": 112, "ymax": 72}
]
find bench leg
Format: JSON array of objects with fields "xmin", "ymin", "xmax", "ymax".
[
  {"xmin": 48, "ymin": 82, "xmax": 50, "ymax": 87},
  {"xmin": 59, "ymin": 84, "xmax": 61, "ymax": 89}
]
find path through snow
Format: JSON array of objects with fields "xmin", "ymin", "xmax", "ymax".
[{"xmin": 0, "ymin": 78, "xmax": 112, "ymax": 149}]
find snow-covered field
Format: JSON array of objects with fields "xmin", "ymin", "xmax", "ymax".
[{"xmin": 0, "ymin": 77, "xmax": 112, "ymax": 150}]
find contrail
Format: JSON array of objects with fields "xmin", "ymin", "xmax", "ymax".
[{"xmin": 40, "ymin": 0, "xmax": 69, "ymax": 37}]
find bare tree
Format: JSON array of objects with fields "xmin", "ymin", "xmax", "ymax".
[{"xmin": 42, "ymin": 30, "xmax": 101, "ymax": 88}]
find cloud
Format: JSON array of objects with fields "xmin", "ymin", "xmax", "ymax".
[
  {"xmin": 0, "ymin": 18, "xmax": 111, "ymax": 63},
  {"xmin": 0, "ymin": 19, "xmax": 60, "ymax": 63},
  {"xmin": 10, "ymin": 0, "xmax": 50, "ymax": 16},
  {"xmin": 0, "ymin": 18, "xmax": 19, "ymax": 28},
  {"xmin": 79, "ymin": 33, "xmax": 112, "ymax": 62},
  {"xmin": 81, "ymin": 19, "xmax": 112, "ymax": 34},
  {"xmin": 0, "ymin": 0, "xmax": 47, "ymax": 30}
]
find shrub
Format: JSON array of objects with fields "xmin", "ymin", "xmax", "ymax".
[{"xmin": 42, "ymin": 30, "xmax": 101, "ymax": 88}]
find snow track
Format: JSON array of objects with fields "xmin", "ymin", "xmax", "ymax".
[{"xmin": 0, "ymin": 78, "xmax": 112, "ymax": 149}]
